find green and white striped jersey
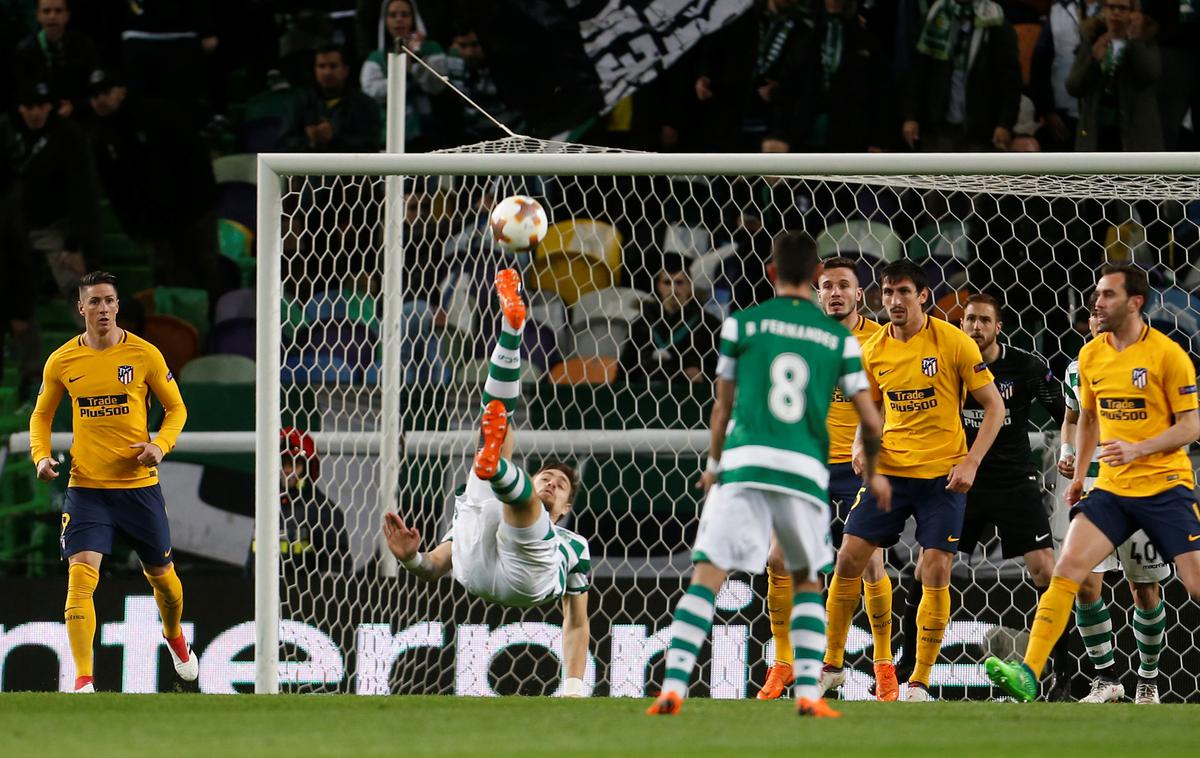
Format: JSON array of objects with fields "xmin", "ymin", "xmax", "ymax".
[
  {"xmin": 553, "ymin": 524, "xmax": 591, "ymax": 597},
  {"xmin": 1065, "ymin": 358, "xmax": 1101, "ymax": 480},
  {"xmin": 715, "ymin": 296, "xmax": 867, "ymax": 505}
]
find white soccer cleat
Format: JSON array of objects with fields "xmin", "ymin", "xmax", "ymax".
[
  {"xmin": 72, "ymin": 680, "xmax": 95, "ymax": 693},
  {"xmin": 1134, "ymin": 681, "xmax": 1160, "ymax": 704},
  {"xmin": 819, "ymin": 665, "xmax": 846, "ymax": 696},
  {"xmin": 905, "ymin": 682, "xmax": 935, "ymax": 701},
  {"xmin": 1079, "ymin": 676, "xmax": 1124, "ymax": 703},
  {"xmin": 168, "ymin": 639, "xmax": 199, "ymax": 682}
]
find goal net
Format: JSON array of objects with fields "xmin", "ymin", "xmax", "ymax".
[{"xmin": 255, "ymin": 143, "xmax": 1200, "ymax": 700}]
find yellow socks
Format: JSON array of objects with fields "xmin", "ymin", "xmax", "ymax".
[
  {"xmin": 144, "ymin": 564, "xmax": 184, "ymax": 639},
  {"xmin": 823, "ymin": 573, "xmax": 863, "ymax": 668},
  {"xmin": 910, "ymin": 583, "xmax": 950, "ymax": 686},
  {"xmin": 1024, "ymin": 576, "xmax": 1081, "ymax": 678},
  {"xmin": 65, "ymin": 563, "xmax": 99, "ymax": 678},
  {"xmin": 863, "ymin": 576, "xmax": 894, "ymax": 664},
  {"xmin": 766, "ymin": 567, "xmax": 794, "ymax": 666}
]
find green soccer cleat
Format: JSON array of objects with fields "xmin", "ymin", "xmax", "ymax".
[{"xmin": 985, "ymin": 657, "xmax": 1038, "ymax": 702}]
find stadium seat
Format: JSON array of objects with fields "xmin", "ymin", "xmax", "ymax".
[
  {"xmin": 103, "ymin": 233, "xmax": 150, "ymax": 265},
  {"xmin": 527, "ymin": 290, "xmax": 569, "ymax": 337},
  {"xmin": 99, "ymin": 201, "xmax": 123, "ymax": 234},
  {"xmin": 571, "ymin": 287, "xmax": 648, "ymax": 328},
  {"xmin": 571, "ymin": 321, "xmax": 628, "ymax": 361},
  {"xmin": 143, "ymin": 314, "xmax": 200, "ymax": 375},
  {"xmin": 206, "ymin": 317, "xmax": 256, "ymax": 359},
  {"xmin": 214, "ymin": 288, "xmax": 256, "ymax": 325},
  {"xmin": 109, "ymin": 264, "xmax": 153, "ymax": 295},
  {"xmin": 548, "ymin": 356, "xmax": 619, "ymax": 385},
  {"xmin": 662, "ymin": 223, "xmax": 712, "ymax": 258},
  {"xmin": 816, "ymin": 220, "xmax": 903, "ymax": 264},
  {"xmin": 530, "ymin": 220, "xmax": 622, "ymax": 306},
  {"xmin": 213, "ymin": 153, "xmax": 258, "ymax": 185},
  {"xmin": 217, "ymin": 183, "xmax": 257, "ymax": 233},
  {"xmin": 179, "ymin": 354, "xmax": 257, "ymax": 384},
  {"xmin": 282, "ymin": 321, "xmax": 378, "ymax": 385},
  {"xmin": 219, "ymin": 219, "xmax": 255, "ymax": 287},
  {"xmin": 688, "ymin": 242, "xmax": 738, "ymax": 300},
  {"xmin": 907, "ymin": 221, "xmax": 970, "ymax": 262},
  {"xmin": 153, "ymin": 286, "xmax": 211, "ymax": 338}
]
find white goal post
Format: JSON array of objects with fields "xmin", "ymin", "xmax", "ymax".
[{"xmin": 253, "ymin": 149, "xmax": 1200, "ymax": 697}]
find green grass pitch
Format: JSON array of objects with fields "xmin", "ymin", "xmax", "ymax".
[{"xmin": 2, "ymin": 694, "xmax": 1199, "ymax": 757}]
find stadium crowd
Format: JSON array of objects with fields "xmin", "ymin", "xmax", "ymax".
[{"xmin": 1, "ymin": 0, "xmax": 1199, "ymax": 578}]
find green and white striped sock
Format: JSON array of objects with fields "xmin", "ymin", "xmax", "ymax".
[
  {"xmin": 1075, "ymin": 598, "xmax": 1115, "ymax": 673},
  {"xmin": 481, "ymin": 317, "xmax": 523, "ymax": 413},
  {"xmin": 1133, "ymin": 601, "xmax": 1166, "ymax": 679},
  {"xmin": 790, "ymin": 591, "xmax": 826, "ymax": 702},
  {"xmin": 489, "ymin": 459, "xmax": 533, "ymax": 505},
  {"xmin": 662, "ymin": 584, "xmax": 716, "ymax": 698}
]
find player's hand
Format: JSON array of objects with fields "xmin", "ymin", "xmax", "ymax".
[
  {"xmin": 382, "ymin": 512, "xmax": 421, "ymax": 561},
  {"xmin": 35, "ymin": 457, "xmax": 59, "ymax": 482},
  {"xmin": 851, "ymin": 446, "xmax": 865, "ymax": 476},
  {"xmin": 1092, "ymin": 32, "xmax": 1112, "ymax": 60},
  {"xmin": 1056, "ymin": 453, "xmax": 1076, "ymax": 478},
  {"xmin": 946, "ymin": 459, "xmax": 979, "ymax": 493},
  {"xmin": 1065, "ymin": 478, "xmax": 1085, "ymax": 506},
  {"xmin": 867, "ymin": 473, "xmax": 892, "ymax": 512},
  {"xmin": 1099, "ymin": 439, "xmax": 1141, "ymax": 466},
  {"xmin": 130, "ymin": 442, "xmax": 163, "ymax": 467},
  {"xmin": 694, "ymin": 76, "xmax": 713, "ymax": 101},
  {"xmin": 902, "ymin": 120, "xmax": 920, "ymax": 148},
  {"xmin": 992, "ymin": 126, "xmax": 1011, "ymax": 151},
  {"xmin": 695, "ymin": 470, "xmax": 717, "ymax": 494}
]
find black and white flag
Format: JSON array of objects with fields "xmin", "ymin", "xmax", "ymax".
[{"xmin": 475, "ymin": 0, "xmax": 753, "ymax": 134}]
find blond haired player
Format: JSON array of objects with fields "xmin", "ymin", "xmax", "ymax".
[{"xmin": 30, "ymin": 271, "xmax": 194, "ymax": 692}]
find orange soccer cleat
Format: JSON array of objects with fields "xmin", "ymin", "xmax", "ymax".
[
  {"xmin": 874, "ymin": 661, "xmax": 899, "ymax": 702},
  {"xmin": 645, "ymin": 691, "xmax": 683, "ymax": 716},
  {"xmin": 495, "ymin": 268, "xmax": 526, "ymax": 331},
  {"xmin": 756, "ymin": 662, "xmax": 793, "ymax": 700},
  {"xmin": 473, "ymin": 399, "xmax": 508, "ymax": 480},
  {"xmin": 796, "ymin": 697, "xmax": 842, "ymax": 718}
]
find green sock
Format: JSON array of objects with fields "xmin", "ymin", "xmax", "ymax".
[
  {"xmin": 489, "ymin": 459, "xmax": 532, "ymax": 504},
  {"xmin": 1132, "ymin": 601, "xmax": 1165, "ymax": 679},
  {"xmin": 481, "ymin": 316, "xmax": 523, "ymax": 413},
  {"xmin": 790, "ymin": 591, "xmax": 825, "ymax": 702},
  {"xmin": 1075, "ymin": 598, "xmax": 1115, "ymax": 674}
]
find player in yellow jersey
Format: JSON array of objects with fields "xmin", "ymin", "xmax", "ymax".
[
  {"xmin": 29, "ymin": 271, "xmax": 193, "ymax": 693},
  {"xmin": 823, "ymin": 259, "xmax": 1004, "ymax": 701},
  {"xmin": 757, "ymin": 257, "xmax": 898, "ymax": 701},
  {"xmin": 987, "ymin": 263, "xmax": 1200, "ymax": 702}
]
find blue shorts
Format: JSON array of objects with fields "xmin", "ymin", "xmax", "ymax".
[
  {"xmin": 1071, "ymin": 485, "xmax": 1200, "ymax": 562},
  {"xmin": 60, "ymin": 485, "xmax": 173, "ymax": 567},
  {"xmin": 843, "ymin": 474, "xmax": 967, "ymax": 553},
  {"xmin": 827, "ymin": 462, "xmax": 862, "ymax": 549}
]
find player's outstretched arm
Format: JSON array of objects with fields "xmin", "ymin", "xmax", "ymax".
[
  {"xmin": 382, "ymin": 512, "xmax": 452, "ymax": 580},
  {"xmin": 698, "ymin": 378, "xmax": 734, "ymax": 492},
  {"xmin": 560, "ymin": 591, "xmax": 590, "ymax": 697},
  {"xmin": 949, "ymin": 381, "xmax": 1005, "ymax": 493}
]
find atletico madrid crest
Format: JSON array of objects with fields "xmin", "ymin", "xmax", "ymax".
[
  {"xmin": 922, "ymin": 357, "xmax": 938, "ymax": 377},
  {"xmin": 998, "ymin": 380, "xmax": 1014, "ymax": 399},
  {"xmin": 1132, "ymin": 367, "xmax": 1147, "ymax": 389},
  {"xmin": 117, "ymin": 365, "xmax": 133, "ymax": 385}
]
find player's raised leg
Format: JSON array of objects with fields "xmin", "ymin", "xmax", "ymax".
[
  {"xmin": 481, "ymin": 268, "xmax": 527, "ymax": 415},
  {"xmin": 986, "ymin": 515, "xmax": 1115, "ymax": 702}
]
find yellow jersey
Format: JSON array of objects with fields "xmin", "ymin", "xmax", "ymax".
[
  {"xmin": 1077, "ymin": 324, "xmax": 1198, "ymax": 497},
  {"xmin": 861, "ymin": 315, "xmax": 994, "ymax": 478},
  {"xmin": 828, "ymin": 314, "xmax": 883, "ymax": 463},
  {"xmin": 29, "ymin": 330, "xmax": 187, "ymax": 489}
]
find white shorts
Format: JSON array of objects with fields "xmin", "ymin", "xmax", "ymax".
[
  {"xmin": 448, "ymin": 476, "xmax": 563, "ymax": 608},
  {"xmin": 692, "ymin": 484, "xmax": 833, "ymax": 583},
  {"xmin": 1091, "ymin": 528, "xmax": 1172, "ymax": 584}
]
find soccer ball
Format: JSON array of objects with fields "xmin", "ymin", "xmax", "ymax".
[{"xmin": 489, "ymin": 195, "xmax": 548, "ymax": 252}]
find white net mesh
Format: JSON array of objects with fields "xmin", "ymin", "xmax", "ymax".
[{"xmin": 269, "ymin": 140, "xmax": 1200, "ymax": 699}]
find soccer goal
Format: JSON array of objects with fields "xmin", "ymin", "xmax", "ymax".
[{"xmin": 254, "ymin": 144, "xmax": 1200, "ymax": 699}]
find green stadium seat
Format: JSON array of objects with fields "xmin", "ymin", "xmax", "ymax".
[
  {"xmin": 180, "ymin": 354, "xmax": 256, "ymax": 384},
  {"xmin": 219, "ymin": 219, "xmax": 255, "ymax": 287},
  {"xmin": 213, "ymin": 153, "xmax": 257, "ymax": 185},
  {"xmin": 103, "ymin": 233, "xmax": 150, "ymax": 265},
  {"xmin": 109, "ymin": 265, "xmax": 153, "ymax": 295}
]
